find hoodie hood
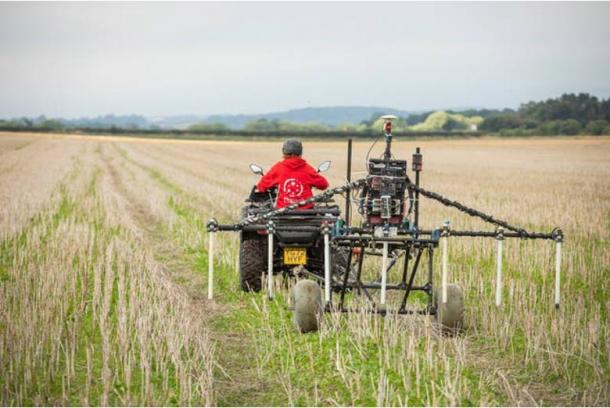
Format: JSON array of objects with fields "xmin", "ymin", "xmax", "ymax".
[{"xmin": 281, "ymin": 157, "xmax": 308, "ymax": 169}]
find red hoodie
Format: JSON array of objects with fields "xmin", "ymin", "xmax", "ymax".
[{"xmin": 256, "ymin": 157, "xmax": 329, "ymax": 208}]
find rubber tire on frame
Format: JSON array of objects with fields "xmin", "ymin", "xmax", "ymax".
[
  {"xmin": 239, "ymin": 238, "xmax": 265, "ymax": 292},
  {"xmin": 434, "ymin": 283, "xmax": 465, "ymax": 334},
  {"xmin": 291, "ymin": 280, "xmax": 323, "ymax": 333}
]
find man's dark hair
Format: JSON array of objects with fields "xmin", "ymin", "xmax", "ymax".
[{"xmin": 282, "ymin": 139, "xmax": 303, "ymax": 156}]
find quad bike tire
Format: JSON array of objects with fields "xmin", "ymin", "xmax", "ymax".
[
  {"xmin": 434, "ymin": 283, "xmax": 465, "ymax": 333},
  {"xmin": 239, "ymin": 236, "xmax": 265, "ymax": 292},
  {"xmin": 331, "ymin": 247, "xmax": 352, "ymax": 292}
]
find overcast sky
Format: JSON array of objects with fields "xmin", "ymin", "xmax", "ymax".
[{"xmin": 1, "ymin": 2, "xmax": 609, "ymax": 118}]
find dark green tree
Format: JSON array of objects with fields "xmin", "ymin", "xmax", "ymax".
[
  {"xmin": 480, "ymin": 114, "xmax": 522, "ymax": 132},
  {"xmin": 585, "ymin": 120, "xmax": 609, "ymax": 135},
  {"xmin": 187, "ymin": 122, "xmax": 230, "ymax": 132},
  {"xmin": 39, "ymin": 119, "xmax": 64, "ymax": 130},
  {"xmin": 557, "ymin": 119, "xmax": 581, "ymax": 135}
]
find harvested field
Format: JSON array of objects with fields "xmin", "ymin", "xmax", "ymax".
[{"xmin": 0, "ymin": 132, "xmax": 608, "ymax": 406}]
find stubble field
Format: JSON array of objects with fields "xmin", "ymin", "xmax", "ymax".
[{"xmin": 0, "ymin": 132, "xmax": 608, "ymax": 406}]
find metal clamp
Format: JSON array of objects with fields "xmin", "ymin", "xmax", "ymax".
[
  {"xmin": 206, "ymin": 218, "xmax": 219, "ymax": 233},
  {"xmin": 552, "ymin": 227, "xmax": 564, "ymax": 243},
  {"xmin": 266, "ymin": 220, "xmax": 276, "ymax": 234}
]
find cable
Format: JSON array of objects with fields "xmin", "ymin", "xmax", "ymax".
[{"xmin": 364, "ymin": 132, "xmax": 382, "ymax": 168}]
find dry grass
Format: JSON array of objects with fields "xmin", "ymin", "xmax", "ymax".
[
  {"xmin": 0, "ymin": 137, "xmax": 214, "ymax": 405},
  {"xmin": 0, "ymin": 132, "xmax": 608, "ymax": 406}
]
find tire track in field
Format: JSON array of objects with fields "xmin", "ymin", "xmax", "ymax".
[
  {"xmin": 99, "ymin": 145, "xmax": 157, "ymax": 228},
  {"xmin": 99, "ymin": 142, "xmax": 280, "ymax": 405},
  {"xmin": 98, "ymin": 143, "xmax": 209, "ymax": 301},
  {"xmin": 98, "ymin": 142, "xmax": 228, "ymax": 401}
]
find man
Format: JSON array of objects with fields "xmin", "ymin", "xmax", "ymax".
[{"xmin": 256, "ymin": 139, "xmax": 329, "ymax": 209}]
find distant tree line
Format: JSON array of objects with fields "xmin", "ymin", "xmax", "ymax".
[
  {"xmin": 0, "ymin": 114, "xmax": 151, "ymax": 131},
  {"xmin": 390, "ymin": 96, "xmax": 610, "ymax": 136},
  {"xmin": 2, "ymin": 93, "xmax": 609, "ymax": 137},
  {"xmin": 0, "ymin": 116, "xmax": 66, "ymax": 131},
  {"xmin": 190, "ymin": 112, "xmax": 483, "ymax": 134},
  {"xmin": 478, "ymin": 93, "xmax": 610, "ymax": 136},
  {"xmin": 187, "ymin": 119, "xmax": 334, "ymax": 134},
  {"xmin": 356, "ymin": 94, "xmax": 610, "ymax": 136}
]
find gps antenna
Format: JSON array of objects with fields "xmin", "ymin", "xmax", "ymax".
[{"xmin": 381, "ymin": 115, "xmax": 397, "ymax": 161}]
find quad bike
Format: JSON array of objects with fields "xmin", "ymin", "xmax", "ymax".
[
  {"xmin": 207, "ymin": 116, "xmax": 564, "ymax": 334},
  {"xmin": 237, "ymin": 161, "xmax": 349, "ymax": 293}
]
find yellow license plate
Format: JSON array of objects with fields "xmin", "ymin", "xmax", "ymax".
[{"xmin": 284, "ymin": 248, "xmax": 307, "ymax": 265}]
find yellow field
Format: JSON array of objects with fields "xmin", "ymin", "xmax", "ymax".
[{"xmin": 0, "ymin": 132, "xmax": 608, "ymax": 406}]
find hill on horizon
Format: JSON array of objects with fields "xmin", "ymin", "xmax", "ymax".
[
  {"xmin": 2, "ymin": 105, "xmax": 484, "ymax": 130},
  {"xmin": 152, "ymin": 106, "xmax": 421, "ymax": 129}
]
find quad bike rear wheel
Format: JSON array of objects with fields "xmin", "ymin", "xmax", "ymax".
[
  {"xmin": 239, "ymin": 235, "xmax": 265, "ymax": 292},
  {"xmin": 331, "ymin": 247, "xmax": 352, "ymax": 292}
]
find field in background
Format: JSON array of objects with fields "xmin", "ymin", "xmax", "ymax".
[{"xmin": 0, "ymin": 131, "xmax": 608, "ymax": 406}]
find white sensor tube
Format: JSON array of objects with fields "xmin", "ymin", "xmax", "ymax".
[
  {"xmin": 208, "ymin": 233, "xmax": 214, "ymax": 300},
  {"xmin": 441, "ymin": 235, "xmax": 448, "ymax": 304},
  {"xmin": 324, "ymin": 232, "xmax": 331, "ymax": 304},
  {"xmin": 495, "ymin": 238, "xmax": 503, "ymax": 307},
  {"xmin": 380, "ymin": 242, "xmax": 388, "ymax": 305},
  {"xmin": 555, "ymin": 241, "xmax": 561, "ymax": 308},
  {"xmin": 268, "ymin": 232, "xmax": 274, "ymax": 299}
]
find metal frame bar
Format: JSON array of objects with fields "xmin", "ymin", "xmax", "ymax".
[
  {"xmin": 214, "ymin": 223, "xmax": 558, "ymax": 241},
  {"xmin": 328, "ymin": 237, "xmax": 435, "ymax": 314},
  {"xmin": 398, "ymin": 245, "xmax": 424, "ymax": 312},
  {"xmin": 328, "ymin": 307, "xmax": 434, "ymax": 316}
]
